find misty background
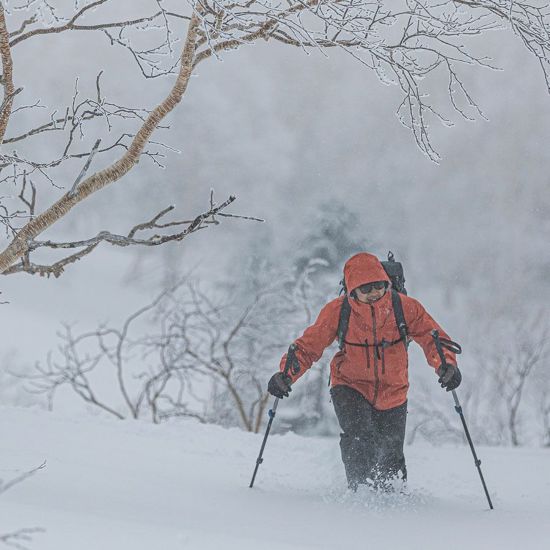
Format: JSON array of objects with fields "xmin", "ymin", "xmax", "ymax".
[{"xmin": 1, "ymin": 0, "xmax": 550, "ymax": 446}]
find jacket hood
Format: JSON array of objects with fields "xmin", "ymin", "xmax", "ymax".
[{"xmin": 344, "ymin": 253, "xmax": 390, "ymax": 292}]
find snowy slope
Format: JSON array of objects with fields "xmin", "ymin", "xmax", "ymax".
[{"xmin": 1, "ymin": 406, "xmax": 549, "ymax": 550}]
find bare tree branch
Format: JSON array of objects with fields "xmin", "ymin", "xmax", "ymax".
[
  {"xmin": 0, "ymin": 9, "xmax": 202, "ymax": 274},
  {"xmin": 8, "ymin": 1, "xmax": 189, "ymax": 48},
  {"xmin": 0, "ymin": 460, "xmax": 46, "ymax": 495},
  {"xmin": 0, "ymin": 461, "xmax": 46, "ymax": 550},
  {"xmin": 0, "ymin": 527, "xmax": 44, "ymax": 550},
  {"xmin": 1, "ymin": 194, "xmax": 254, "ymax": 277}
]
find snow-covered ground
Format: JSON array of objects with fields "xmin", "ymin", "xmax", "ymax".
[{"xmin": 1, "ymin": 406, "xmax": 549, "ymax": 550}]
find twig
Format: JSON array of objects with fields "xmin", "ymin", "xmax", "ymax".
[{"xmin": 68, "ymin": 138, "xmax": 101, "ymax": 197}]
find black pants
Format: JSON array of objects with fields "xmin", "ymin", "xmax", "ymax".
[{"xmin": 331, "ymin": 385, "xmax": 407, "ymax": 490}]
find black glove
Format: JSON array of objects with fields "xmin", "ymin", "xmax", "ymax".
[
  {"xmin": 267, "ymin": 372, "xmax": 292, "ymax": 398},
  {"xmin": 437, "ymin": 364, "xmax": 462, "ymax": 392}
]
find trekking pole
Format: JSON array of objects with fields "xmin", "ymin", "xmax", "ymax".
[
  {"xmin": 249, "ymin": 343, "xmax": 299, "ymax": 489},
  {"xmin": 431, "ymin": 330, "xmax": 494, "ymax": 510}
]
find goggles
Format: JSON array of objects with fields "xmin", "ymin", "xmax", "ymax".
[{"xmin": 356, "ymin": 281, "xmax": 387, "ymax": 294}]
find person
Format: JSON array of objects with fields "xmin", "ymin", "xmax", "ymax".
[{"xmin": 267, "ymin": 252, "xmax": 461, "ymax": 492}]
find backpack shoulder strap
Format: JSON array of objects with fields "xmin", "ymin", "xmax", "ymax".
[
  {"xmin": 391, "ymin": 289, "xmax": 409, "ymax": 349},
  {"xmin": 337, "ymin": 296, "xmax": 351, "ymax": 351}
]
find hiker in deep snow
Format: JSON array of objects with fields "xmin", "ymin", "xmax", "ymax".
[{"xmin": 267, "ymin": 252, "xmax": 461, "ymax": 492}]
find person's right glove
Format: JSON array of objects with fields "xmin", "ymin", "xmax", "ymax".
[
  {"xmin": 437, "ymin": 364, "xmax": 462, "ymax": 392},
  {"xmin": 267, "ymin": 372, "xmax": 292, "ymax": 398}
]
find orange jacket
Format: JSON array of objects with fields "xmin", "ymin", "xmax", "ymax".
[{"xmin": 280, "ymin": 253, "xmax": 458, "ymax": 410}]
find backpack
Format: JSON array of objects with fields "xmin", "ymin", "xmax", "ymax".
[{"xmin": 337, "ymin": 252, "xmax": 409, "ymax": 351}]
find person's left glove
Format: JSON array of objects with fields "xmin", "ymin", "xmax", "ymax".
[
  {"xmin": 437, "ymin": 364, "xmax": 462, "ymax": 392},
  {"xmin": 267, "ymin": 372, "xmax": 292, "ymax": 398}
]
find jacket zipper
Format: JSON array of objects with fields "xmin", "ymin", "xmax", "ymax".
[{"xmin": 370, "ymin": 305, "xmax": 380, "ymax": 407}]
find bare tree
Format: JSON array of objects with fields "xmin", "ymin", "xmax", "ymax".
[
  {"xmin": 483, "ymin": 313, "xmax": 549, "ymax": 446},
  {"xmin": 21, "ymin": 279, "xmax": 210, "ymax": 423},
  {"xmin": 22, "ymin": 261, "xmax": 333, "ymax": 431},
  {"xmin": 1, "ymin": 0, "xmax": 550, "ymax": 277},
  {"xmin": 408, "ymin": 310, "xmax": 550, "ymax": 447},
  {"xmin": 0, "ymin": 1, "xmax": 260, "ymax": 278},
  {"xmin": 21, "ymin": 277, "xmax": 285, "ymax": 428},
  {"xmin": 164, "ymin": 283, "xmax": 279, "ymax": 432}
]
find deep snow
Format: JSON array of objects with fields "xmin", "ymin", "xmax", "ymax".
[{"xmin": 1, "ymin": 406, "xmax": 549, "ymax": 550}]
